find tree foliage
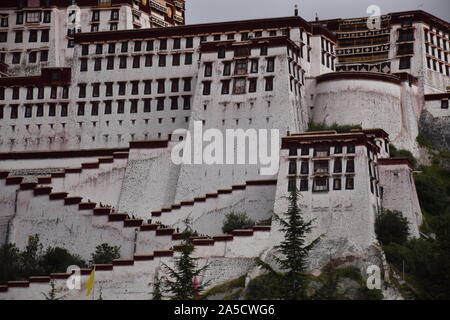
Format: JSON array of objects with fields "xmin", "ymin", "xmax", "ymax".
[
  {"xmin": 222, "ymin": 212, "xmax": 254, "ymax": 234},
  {"xmin": 375, "ymin": 209, "xmax": 410, "ymax": 246},
  {"xmin": 90, "ymin": 243, "xmax": 121, "ymax": 265},
  {"xmin": 162, "ymin": 222, "xmax": 209, "ymax": 300},
  {"xmin": 257, "ymin": 188, "xmax": 320, "ymax": 299}
]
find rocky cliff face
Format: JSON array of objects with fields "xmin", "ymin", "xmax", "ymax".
[{"xmin": 419, "ymin": 110, "xmax": 450, "ymax": 152}]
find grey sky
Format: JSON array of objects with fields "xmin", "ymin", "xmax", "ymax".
[{"xmin": 185, "ymin": 0, "xmax": 450, "ymax": 25}]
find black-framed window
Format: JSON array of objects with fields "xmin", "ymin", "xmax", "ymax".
[
  {"xmin": 36, "ymin": 103, "xmax": 44, "ymax": 117},
  {"xmin": 92, "ymin": 83, "xmax": 100, "ymax": 97},
  {"xmin": 172, "ymin": 54, "xmax": 180, "ymax": 66},
  {"xmin": 78, "ymin": 84, "xmax": 86, "ymax": 98},
  {"xmin": 16, "ymin": 12, "xmax": 24, "ymax": 25},
  {"xmin": 218, "ymin": 46, "xmax": 226, "ymax": 59},
  {"xmin": 10, "ymin": 104, "xmax": 18, "ymax": 119},
  {"xmin": 118, "ymin": 82, "xmax": 126, "ymax": 95},
  {"xmin": 143, "ymin": 99, "xmax": 151, "ymax": 112},
  {"xmin": 29, "ymin": 30, "xmax": 38, "ymax": 42},
  {"xmin": 204, "ymin": 62, "xmax": 213, "ymax": 77},
  {"xmin": 104, "ymin": 100, "xmax": 112, "ymax": 114},
  {"xmin": 159, "ymin": 39, "xmax": 167, "ymax": 50},
  {"xmin": 77, "ymin": 102, "xmax": 85, "ymax": 116},
  {"xmin": 346, "ymin": 159, "xmax": 355, "ymax": 173},
  {"xmin": 300, "ymin": 179, "xmax": 308, "ymax": 191},
  {"xmin": 111, "ymin": 9, "xmax": 119, "ymax": 20},
  {"xmin": 399, "ymin": 57, "xmax": 411, "ymax": 70},
  {"xmin": 132, "ymin": 55, "xmax": 140, "ymax": 68},
  {"xmin": 249, "ymin": 78, "xmax": 257, "ymax": 93},
  {"xmin": 119, "ymin": 56, "xmax": 127, "ymax": 69},
  {"xmin": 157, "ymin": 79, "xmax": 165, "ymax": 94},
  {"xmin": 91, "ymin": 10, "xmax": 100, "ymax": 22},
  {"xmin": 260, "ymin": 45, "xmax": 268, "ymax": 56},
  {"xmin": 12, "ymin": 52, "xmax": 21, "ymax": 64},
  {"xmin": 183, "ymin": 96, "xmax": 191, "ymax": 110},
  {"xmin": 170, "ymin": 96, "xmax": 178, "ymax": 110},
  {"xmin": 12, "ymin": 87, "xmax": 20, "ymax": 100},
  {"xmin": 171, "ymin": 78, "xmax": 179, "ymax": 93},
  {"xmin": 266, "ymin": 57, "xmax": 275, "ymax": 72},
  {"xmin": 183, "ymin": 78, "xmax": 192, "ymax": 91},
  {"xmin": 301, "ymin": 147, "xmax": 309, "ymax": 156},
  {"xmin": 107, "ymin": 56, "xmax": 114, "ymax": 70},
  {"xmin": 203, "ymin": 81, "xmax": 211, "ymax": 95},
  {"xmin": 300, "ymin": 161, "xmax": 309, "ymax": 174},
  {"xmin": 288, "ymin": 178, "xmax": 296, "ymax": 192},
  {"xmin": 134, "ymin": 41, "xmax": 142, "ymax": 52},
  {"xmin": 130, "ymin": 100, "xmax": 138, "ymax": 113},
  {"xmin": 26, "ymin": 87, "xmax": 34, "ymax": 100},
  {"xmin": 105, "ymin": 82, "xmax": 113, "ymax": 96},
  {"xmin": 265, "ymin": 77, "xmax": 274, "ymax": 91},
  {"xmin": 288, "ymin": 160, "xmax": 297, "ymax": 174},
  {"xmin": 24, "ymin": 104, "xmax": 32, "ymax": 118},
  {"xmin": 131, "ymin": 81, "xmax": 139, "ymax": 95},
  {"xmin": 333, "ymin": 178, "xmax": 342, "ymax": 190},
  {"xmin": 62, "ymin": 86, "xmax": 69, "ymax": 99},
  {"xmin": 80, "ymin": 59, "xmax": 88, "ymax": 71},
  {"xmin": 94, "ymin": 58, "xmax": 102, "ymax": 71},
  {"xmin": 157, "ymin": 97, "xmax": 165, "ymax": 111},
  {"xmin": 50, "ymin": 86, "xmax": 57, "ymax": 99},
  {"xmin": 233, "ymin": 78, "xmax": 246, "ymax": 94},
  {"xmin": 15, "ymin": 30, "xmax": 23, "ymax": 43},
  {"xmin": 334, "ymin": 158, "xmax": 342, "ymax": 173},
  {"xmin": 82, "ymin": 45, "xmax": 89, "ymax": 56},
  {"xmin": 159, "ymin": 55, "xmax": 166, "ymax": 67},
  {"xmin": 289, "ymin": 146, "xmax": 298, "ymax": 156},
  {"xmin": 0, "ymin": 104, "xmax": 3, "ymax": 119},
  {"xmin": 313, "ymin": 177, "xmax": 328, "ymax": 192},
  {"xmin": 60, "ymin": 103, "xmax": 68, "ymax": 117},
  {"xmin": 117, "ymin": 100, "xmax": 125, "ymax": 114},
  {"xmin": 334, "ymin": 145, "xmax": 342, "ymax": 154},
  {"xmin": 146, "ymin": 40, "xmax": 154, "ymax": 51},
  {"xmin": 29, "ymin": 51, "xmax": 37, "ymax": 63},
  {"xmin": 48, "ymin": 103, "xmax": 56, "ymax": 117},
  {"xmin": 95, "ymin": 44, "xmax": 103, "ymax": 55},
  {"xmin": 108, "ymin": 43, "xmax": 116, "ymax": 54},
  {"xmin": 173, "ymin": 38, "xmax": 181, "ymax": 50},
  {"xmin": 37, "ymin": 87, "xmax": 44, "ymax": 99},
  {"xmin": 121, "ymin": 42, "xmax": 128, "ymax": 53},
  {"xmin": 185, "ymin": 52, "xmax": 193, "ymax": 65},
  {"xmin": 250, "ymin": 59, "xmax": 258, "ymax": 73},
  {"xmin": 40, "ymin": 50, "xmax": 48, "ymax": 62},
  {"xmin": 441, "ymin": 100, "xmax": 449, "ymax": 109},
  {"xmin": 145, "ymin": 54, "xmax": 153, "ymax": 67},
  {"xmin": 223, "ymin": 61, "xmax": 231, "ymax": 76},
  {"xmin": 185, "ymin": 37, "xmax": 193, "ymax": 48},
  {"xmin": 91, "ymin": 102, "xmax": 99, "ymax": 116},
  {"xmin": 144, "ymin": 81, "xmax": 152, "ymax": 94},
  {"xmin": 345, "ymin": 177, "xmax": 354, "ymax": 190},
  {"xmin": 221, "ymin": 80, "xmax": 230, "ymax": 94}
]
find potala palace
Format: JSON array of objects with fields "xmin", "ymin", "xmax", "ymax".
[{"xmin": 0, "ymin": 0, "xmax": 448, "ymax": 299}]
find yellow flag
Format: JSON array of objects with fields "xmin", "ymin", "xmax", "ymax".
[{"xmin": 86, "ymin": 267, "xmax": 95, "ymax": 296}]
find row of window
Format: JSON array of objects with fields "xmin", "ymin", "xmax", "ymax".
[
  {"xmin": 0, "ymin": 28, "xmax": 50, "ymax": 43},
  {"xmin": 0, "ymin": 97, "xmax": 192, "ymax": 120},
  {"xmin": 80, "ymin": 52, "xmax": 194, "ymax": 71},
  {"xmin": 82, "ymin": 38, "xmax": 194, "ymax": 55},
  {"xmin": 0, "ymin": 11, "xmax": 51, "ymax": 26},
  {"xmin": 288, "ymin": 176, "xmax": 355, "ymax": 192},
  {"xmin": 288, "ymin": 144, "xmax": 356, "ymax": 157},
  {"xmin": 426, "ymin": 57, "xmax": 450, "ymax": 76},
  {"xmin": 77, "ymin": 78, "xmax": 192, "ymax": 98},
  {"xmin": 0, "ymin": 86, "xmax": 68, "ymax": 101},
  {"xmin": 288, "ymin": 158, "xmax": 355, "ymax": 175},
  {"xmin": 203, "ymin": 57, "xmax": 275, "ymax": 77},
  {"xmin": 9, "ymin": 49, "xmax": 49, "ymax": 64},
  {"xmin": 202, "ymin": 77, "xmax": 274, "ymax": 95}
]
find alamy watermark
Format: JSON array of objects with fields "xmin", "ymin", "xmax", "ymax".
[{"xmin": 170, "ymin": 121, "xmax": 280, "ymax": 176}]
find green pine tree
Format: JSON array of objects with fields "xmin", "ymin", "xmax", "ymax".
[
  {"xmin": 161, "ymin": 221, "xmax": 208, "ymax": 300},
  {"xmin": 259, "ymin": 188, "xmax": 320, "ymax": 299}
]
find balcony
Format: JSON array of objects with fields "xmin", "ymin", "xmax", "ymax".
[
  {"xmin": 151, "ymin": 15, "xmax": 170, "ymax": 28},
  {"xmin": 173, "ymin": 14, "xmax": 183, "ymax": 23},
  {"xmin": 150, "ymin": 1, "xmax": 168, "ymax": 14}
]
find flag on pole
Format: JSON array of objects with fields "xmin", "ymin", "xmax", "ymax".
[{"xmin": 86, "ymin": 267, "xmax": 96, "ymax": 296}]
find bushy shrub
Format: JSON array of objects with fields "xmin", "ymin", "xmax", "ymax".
[
  {"xmin": 307, "ymin": 121, "xmax": 361, "ymax": 134},
  {"xmin": 375, "ymin": 210, "xmax": 410, "ymax": 246},
  {"xmin": 389, "ymin": 144, "xmax": 417, "ymax": 168},
  {"xmin": 222, "ymin": 212, "xmax": 254, "ymax": 234},
  {"xmin": 40, "ymin": 247, "xmax": 86, "ymax": 275},
  {"xmin": 90, "ymin": 243, "xmax": 121, "ymax": 264},
  {"xmin": 245, "ymin": 273, "xmax": 284, "ymax": 300}
]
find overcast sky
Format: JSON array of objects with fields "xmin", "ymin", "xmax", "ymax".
[{"xmin": 185, "ymin": 0, "xmax": 450, "ymax": 25}]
